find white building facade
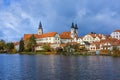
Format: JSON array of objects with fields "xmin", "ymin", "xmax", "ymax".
[
  {"xmin": 111, "ymin": 30, "xmax": 120, "ymax": 40},
  {"xmin": 82, "ymin": 33, "xmax": 105, "ymax": 43}
]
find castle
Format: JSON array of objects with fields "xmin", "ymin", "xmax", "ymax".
[{"xmin": 24, "ymin": 22, "xmax": 79, "ymax": 50}]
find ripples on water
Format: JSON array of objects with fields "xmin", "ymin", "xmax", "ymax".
[{"xmin": 0, "ymin": 54, "xmax": 120, "ymax": 80}]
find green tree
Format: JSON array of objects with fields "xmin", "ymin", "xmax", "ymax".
[
  {"xmin": 6, "ymin": 42, "xmax": 14, "ymax": 52},
  {"xmin": 19, "ymin": 38, "xmax": 24, "ymax": 52},
  {"xmin": 26, "ymin": 35, "xmax": 36, "ymax": 52},
  {"xmin": 42, "ymin": 45, "xmax": 51, "ymax": 52},
  {"xmin": 64, "ymin": 44, "xmax": 79, "ymax": 52},
  {"xmin": 71, "ymin": 44, "xmax": 80, "ymax": 52},
  {"xmin": 0, "ymin": 39, "xmax": 5, "ymax": 50},
  {"xmin": 112, "ymin": 47, "xmax": 120, "ymax": 57}
]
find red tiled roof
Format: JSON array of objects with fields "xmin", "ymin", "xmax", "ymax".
[
  {"xmin": 87, "ymin": 34, "xmax": 104, "ymax": 39},
  {"xmin": 99, "ymin": 38, "xmax": 119, "ymax": 46},
  {"xmin": 60, "ymin": 32, "xmax": 71, "ymax": 39},
  {"xmin": 91, "ymin": 42, "xmax": 100, "ymax": 45},
  {"xmin": 24, "ymin": 34, "xmax": 39, "ymax": 41},
  {"xmin": 79, "ymin": 36, "xmax": 84, "ymax": 39},
  {"xmin": 38, "ymin": 32, "xmax": 58, "ymax": 38},
  {"xmin": 91, "ymin": 42, "xmax": 100, "ymax": 49},
  {"xmin": 24, "ymin": 32, "xmax": 58, "ymax": 41},
  {"xmin": 88, "ymin": 34, "xmax": 96, "ymax": 38},
  {"xmin": 91, "ymin": 38, "xmax": 120, "ymax": 47},
  {"xmin": 113, "ymin": 30, "xmax": 120, "ymax": 32},
  {"xmin": 96, "ymin": 34, "xmax": 103, "ymax": 39}
]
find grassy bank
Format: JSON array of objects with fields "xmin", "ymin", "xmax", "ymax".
[
  {"xmin": 19, "ymin": 51, "xmax": 57, "ymax": 55},
  {"xmin": 0, "ymin": 51, "xmax": 120, "ymax": 57}
]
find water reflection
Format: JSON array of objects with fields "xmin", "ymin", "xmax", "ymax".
[{"xmin": 0, "ymin": 54, "xmax": 120, "ymax": 80}]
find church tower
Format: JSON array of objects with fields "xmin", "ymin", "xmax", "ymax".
[
  {"xmin": 75, "ymin": 24, "xmax": 78, "ymax": 37},
  {"xmin": 71, "ymin": 22, "xmax": 75, "ymax": 38},
  {"xmin": 38, "ymin": 22, "xmax": 43, "ymax": 35},
  {"xmin": 70, "ymin": 22, "xmax": 78, "ymax": 38}
]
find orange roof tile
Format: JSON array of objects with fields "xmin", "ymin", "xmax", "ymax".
[
  {"xmin": 114, "ymin": 30, "xmax": 120, "ymax": 32},
  {"xmin": 99, "ymin": 38, "xmax": 119, "ymax": 46},
  {"xmin": 60, "ymin": 32, "xmax": 71, "ymax": 39},
  {"xmin": 96, "ymin": 34, "xmax": 103, "ymax": 39},
  {"xmin": 87, "ymin": 33, "xmax": 105, "ymax": 39},
  {"xmin": 90, "ymin": 38, "xmax": 120, "ymax": 47},
  {"xmin": 91, "ymin": 42, "xmax": 100, "ymax": 49},
  {"xmin": 38, "ymin": 32, "xmax": 58, "ymax": 38},
  {"xmin": 24, "ymin": 32, "xmax": 58, "ymax": 41},
  {"xmin": 24, "ymin": 34, "xmax": 39, "ymax": 41},
  {"xmin": 88, "ymin": 34, "xmax": 96, "ymax": 38},
  {"xmin": 80, "ymin": 36, "xmax": 84, "ymax": 39}
]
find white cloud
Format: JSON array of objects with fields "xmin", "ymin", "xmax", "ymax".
[
  {"xmin": 0, "ymin": 1, "xmax": 35, "ymax": 41},
  {"xmin": 0, "ymin": 12, "xmax": 20, "ymax": 31},
  {"xmin": 1, "ymin": 0, "xmax": 120, "ymax": 41},
  {"xmin": 94, "ymin": 9, "xmax": 120, "ymax": 26}
]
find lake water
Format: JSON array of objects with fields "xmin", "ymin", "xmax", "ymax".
[{"xmin": 0, "ymin": 54, "xmax": 120, "ymax": 80}]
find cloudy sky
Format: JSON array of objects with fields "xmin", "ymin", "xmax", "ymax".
[{"xmin": 0, "ymin": 0, "xmax": 120, "ymax": 42}]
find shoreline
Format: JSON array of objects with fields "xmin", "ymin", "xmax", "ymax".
[{"xmin": 0, "ymin": 52, "xmax": 119, "ymax": 57}]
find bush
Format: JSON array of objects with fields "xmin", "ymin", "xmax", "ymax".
[
  {"xmin": 12, "ymin": 49, "xmax": 17, "ymax": 53},
  {"xmin": 112, "ymin": 47, "xmax": 120, "ymax": 57}
]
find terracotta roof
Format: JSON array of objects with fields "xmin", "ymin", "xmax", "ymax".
[
  {"xmin": 91, "ymin": 42, "xmax": 100, "ymax": 49},
  {"xmin": 91, "ymin": 38, "xmax": 120, "ymax": 47},
  {"xmin": 80, "ymin": 36, "xmax": 84, "ymax": 39},
  {"xmin": 99, "ymin": 38, "xmax": 119, "ymax": 46},
  {"xmin": 24, "ymin": 32, "xmax": 58, "ymax": 41},
  {"xmin": 87, "ymin": 33, "xmax": 105, "ymax": 39},
  {"xmin": 60, "ymin": 32, "xmax": 71, "ymax": 39},
  {"xmin": 91, "ymin": 42, "xmax": 100, "ymax": 45},
  {"xmin": 88, "ymin": 34, "xmax": 96, "ymax": 38},
  {"xmin": 24, "ymin": 34, "xmax": 39, "ymax": 41},
  {"xmin": 113, "ymin": 30, "xmax": 120, "ymax": 32},
  {"xmin": 38, "ymin": 32, "xmax": 58, "ymax": 38},
  {"xmin": 96, "ymin": 34, "xmax": 103, "ymax": 39}
]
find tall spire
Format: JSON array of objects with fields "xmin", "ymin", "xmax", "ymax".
[
  {"xmin": 75, "ymin": 24, "xmax": 78, "ymax": 29},
  {"xmin": 38, "ymin": 22, "xmax": 42, "ymax": 29},
  {"xmin": 38, "ymin": 21, "xmax": 43, "ymax": 35},
  {"xmin": 71, "ymin": 22, "xmax": 74, "ymax": 28}
]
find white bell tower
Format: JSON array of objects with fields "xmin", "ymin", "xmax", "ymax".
[
  {"xmin": 71, "ymin": 22, "xmax": 75, "ymax": 38},
  {"xmin": 70, "ymin": 23, "xmax": 78, "ymax": 38}
]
